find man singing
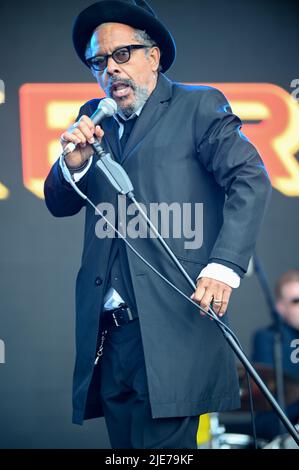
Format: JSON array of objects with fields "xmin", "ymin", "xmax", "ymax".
[{"xmin": 44, "ymin": 0, "xmax": 272, "ymax": 448}]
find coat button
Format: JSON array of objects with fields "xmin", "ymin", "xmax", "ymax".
[{"xmin": 95, "ymin": 276, "xmax": 102, "ymax": 286}]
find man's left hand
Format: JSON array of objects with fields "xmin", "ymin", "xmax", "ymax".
[{"xmin": 190, "ymin": 277, "xmax": 232, "ymax": 317}]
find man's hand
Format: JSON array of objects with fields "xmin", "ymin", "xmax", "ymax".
[
  {"xmin": 60, "ymin": 115, "xmax": 104, "ymax": 169},
  {"xmin": 190, "ymin": 277, "xmax": 233, "ymax": 317}
]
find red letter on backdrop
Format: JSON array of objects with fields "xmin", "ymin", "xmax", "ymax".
[{"xmin": 19, "ymin": 83, "xmax": 299, "ymax": 198}]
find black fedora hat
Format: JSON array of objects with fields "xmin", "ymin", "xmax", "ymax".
[{"xmin": 72, "ymin": 0, "xmax": 176, "ymax": 72}]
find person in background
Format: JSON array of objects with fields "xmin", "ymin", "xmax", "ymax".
[{"xmin": 252, "ymin": 270, "xmax": 299, "ymax": 440}]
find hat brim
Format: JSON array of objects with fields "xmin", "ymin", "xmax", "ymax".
[{"xmin": 72, "ymin": 1, "xmax": 176, "ymax": 72}]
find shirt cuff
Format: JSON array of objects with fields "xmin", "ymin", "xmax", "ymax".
[
  {"xmin": 59, "ymin": 154, "xmax": 93, "ymax": 183},
  {"xmin": 196, "ymin": 262, "xmax": 241, "ymax": 288},
  {"xmin": 209, "ymin": 257, "xmax": 246, "ymax": 278}
]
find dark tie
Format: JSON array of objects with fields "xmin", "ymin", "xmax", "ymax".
[{"xmin": 118, "ymin": 115, "xmax": 137, "ymax": 154}]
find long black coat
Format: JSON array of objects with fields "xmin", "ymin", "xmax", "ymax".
[{"xmin": 44, "ymin": 73, "xmax": 272, "ymax": 425}]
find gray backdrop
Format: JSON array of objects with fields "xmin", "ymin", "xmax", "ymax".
[{"xmin": 0, "ymin": 0, "xmax": 298, "ymax": 448}]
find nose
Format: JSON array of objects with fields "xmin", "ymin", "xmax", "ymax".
[{"xmin": 106, "ymin": 56, "xmax": 121, "ymax": 76}]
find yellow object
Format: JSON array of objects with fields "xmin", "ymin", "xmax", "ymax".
[{"xmin": 197, "ymin": 413, "xmax": 211, "ymax": 445}]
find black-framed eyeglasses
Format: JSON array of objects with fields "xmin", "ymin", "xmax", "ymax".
[{"xmin": 86, "ymin": 45, "xmax": 149, "ymax": 71}]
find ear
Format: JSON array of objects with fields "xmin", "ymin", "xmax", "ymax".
[{"xmin": 149, "ymin": 46, "xmax": 161, "ymax": 72}]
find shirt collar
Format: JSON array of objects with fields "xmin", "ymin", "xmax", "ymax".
[{"xmin": 114, "ymin": 104, "xmax": 144, "ymax": 124}]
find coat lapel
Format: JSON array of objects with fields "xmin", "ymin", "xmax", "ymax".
[{"xmin": 122, "ymin": 73, "xmax": 173, "ymax": 165}]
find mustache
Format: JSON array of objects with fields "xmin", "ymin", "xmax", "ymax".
[{"xmin": 106, "ymin": 77, "xmax": 136, "ymax": 95}]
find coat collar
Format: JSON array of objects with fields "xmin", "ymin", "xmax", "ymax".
[{"xmin": 101, "ymin": 73, "xmax": 173, "ymax": 164}]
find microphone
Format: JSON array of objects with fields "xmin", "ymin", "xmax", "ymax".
[{"xmin": 62, "ymin": 97, "xmax": 117, "ymax": 155}]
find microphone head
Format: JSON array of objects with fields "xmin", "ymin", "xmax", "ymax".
[{"xmin": 98, "ymin": 98, "xmax": 117, "ymax": 117}]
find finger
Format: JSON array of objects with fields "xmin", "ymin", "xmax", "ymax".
[
  {"xmin": 79, "ymin": 115, "xmax": 96, "ymax": 131},
  {"xmin": 198, "ymin": 287, "xmax": 214, "ymax": 315},
  {"xmin": 95, "ymin": 125, "xmax": 104, "ymax": 139},
  {"xmin": 191, "ymin": 283, "xmax": 206, "ymax": 315},
  {"xmin": 60, "ymin": 130, "xmax": 82, "ymax": 147},
  {"xmin": 71, "ymin": 128, "xmax": 89, "ymax": 147},
  {"xmin": 211, "ymin": 289, "xmax": 223, "ymax": 314},
  {"xmin": 60, "ymin": 133, "xmax": 68, "ymax": 143},
  {"xmin": 199, "ymin": 287, "xmax": 214, "ymax": 310},
  {"xmin": 192, "ymin": 280, "xmax": 206, "ymax": 302},
  {"xmin": 218, "ymin": 288, "xmax": 232, "ymax": 317},
  {"xmin": 75, "ymin": 120, "xmax": 96, "ymax": 144}
]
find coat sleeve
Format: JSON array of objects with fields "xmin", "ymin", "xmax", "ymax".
[
  {"xmin": 43, "ymin": 159, "xmax": 88, "ymax": 217},
  {"xmin": 43, "ymin": 101, "xmax": 98, "ymax": 218},
  {"xmin": 196, "ymin": 87, "xmax": 272, "ymax": 272}
]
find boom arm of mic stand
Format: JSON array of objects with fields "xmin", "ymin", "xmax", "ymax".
[{"xmin": 93, "ymin": 141, "xmax": 299, "ymax": 445}]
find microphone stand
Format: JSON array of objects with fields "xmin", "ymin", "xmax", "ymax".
[
  {"xmin": 89, "ymin": 139, "xmax": 299, "ymax": 445},
  {"xmin": 252, "ymin": 253, "xmax": 286, "ymax": 434}
]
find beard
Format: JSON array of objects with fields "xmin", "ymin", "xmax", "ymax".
[{"xmin": 105, "ymin": 77, "xmax": 150, "ymax": 117}]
